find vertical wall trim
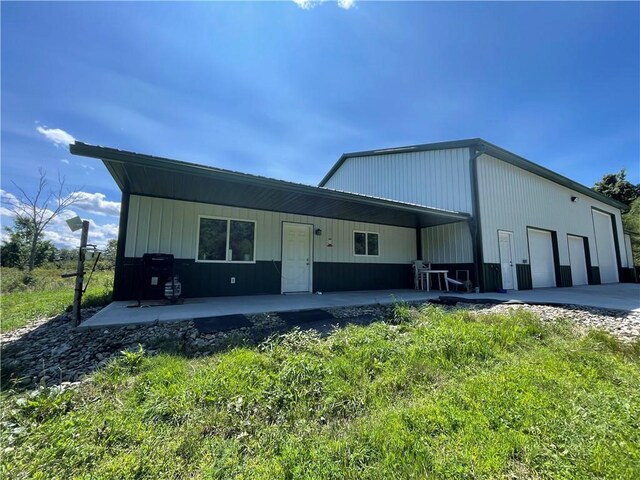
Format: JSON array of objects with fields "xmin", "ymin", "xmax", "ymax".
[
  {"xmin": 609, "ymin": 213, "xmax": 623, "ymax": 271},
  {"xmin": 550, "ymin": 230, "xmax": 562, "ymax": 287},
  {"xmin": 416, "ymin": 228, "xmax": 422, "ymax": 260},
  {"xmin": 469, "ymin": 146, "xmax": 484, "ymax": 291},
  {"xmin": 583, "ymin": 237, "xmax": 594, "ymax": 284},
  {"xmin": 113, "ymin": 191, "xmax": 130, "ymax": 301}
]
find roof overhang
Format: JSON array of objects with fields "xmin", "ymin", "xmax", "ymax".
[
  {"xmin": 70, "ymin": 142, "xmax": 470, "ymax": 229},
  {"xmin": 320, "ymin": 138, "xmax": 629, "ymax": 212}
]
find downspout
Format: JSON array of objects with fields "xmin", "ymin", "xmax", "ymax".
[{"xmin": 468, "ymin": 145, "xmax": 485, "ymax": 292}]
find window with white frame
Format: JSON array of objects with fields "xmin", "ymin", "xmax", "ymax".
[
  {"xmin": 354, "ymin": 231, "xmax": 379, "ymax": 256},
  {"xmin": 197, "ymin": 216, "xmax": 256, "ymax": 262}
]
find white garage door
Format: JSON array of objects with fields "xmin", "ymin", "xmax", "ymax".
[
  {"xmin": 592, "ymin": 210, "xmax": 619, "ymax": 284},
  {"xmin": 568, "ymin": 235, "xmax": 588, "ymax": 286},
  {"xmin": 528, "ymin": 229, "xmax": 556, "ymax": 288}
]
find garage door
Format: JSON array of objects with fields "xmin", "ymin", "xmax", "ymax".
[
  {"xmin": 592, "ymin": 210, "xmax": 619, "ymax": 284},
  {"xmin": 528, "ymin": 229, "xmax": 556, "ymax": 288},
  {"xmin": 568, "ymin": 235, "xmax": 588, "ymax": 286}
]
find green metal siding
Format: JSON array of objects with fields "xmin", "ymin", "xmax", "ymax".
[
  {"xmin": 559, "ymin": 266, "xmax": 572, "ymax": 287},
  {"xmin": 481, "ymin": 263, "xmax": 502, "ymax": 292},
  {"xmin": 516, "ymin": 264, "xmax": 532, "ymax": 290},
  {"xmin": 313, "ymin": 263, "xmax": 413, "ymax": 292},
  {"xmin": 116, "ymin": 258, "xmax": 415, "ymax": 300},
  {"xmin": 589, "ymin": 266, "xmax": 601, "ymax": 285}
]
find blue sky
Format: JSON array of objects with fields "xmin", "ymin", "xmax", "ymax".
[{"xmin": 2, "ymin": 1, "xmax": 639, "ymax": 247}]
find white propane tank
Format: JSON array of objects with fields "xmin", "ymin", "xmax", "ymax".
[{"xmin": 164, "ymin": 276, "xmax": 182, "ymax": 301}]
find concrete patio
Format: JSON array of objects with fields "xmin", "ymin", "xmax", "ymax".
[{"xmin": 79, "ymin": 283, "xmax": 640, "ymax": 329}]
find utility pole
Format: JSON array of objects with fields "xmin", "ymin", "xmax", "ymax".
[{"xmin": 72, "ymin": 220, "xmax": 90, "ymax": 327}]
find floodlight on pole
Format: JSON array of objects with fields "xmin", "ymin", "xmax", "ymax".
[{"xmin": 66, "ymin": 216, "xmax": 84, "ymax": 232}]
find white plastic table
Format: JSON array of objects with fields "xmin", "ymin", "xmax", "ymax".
[{"xmin": 417, "ymin": 269, "xmax": 449, "ymax": 292}]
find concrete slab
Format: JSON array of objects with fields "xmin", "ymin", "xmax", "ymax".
[
  {"xmin": 79, "ymin": 284, "xmax": 640, "ymax": 329},
  {"xmin": 452, "ymin": 283, "xmax": 640, "ymax": 312},
  {"xmin": 80, "ymin": 289, "xmax": 440, "ymax": 329}
]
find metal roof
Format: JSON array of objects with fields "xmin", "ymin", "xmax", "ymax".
[
  {"xmin": 70, "ymin": 142, "xmax": 470, "ymax": 229},
  {"xmin": 319, "ymin": 138, "xmax": 628, "ymax": 211}
]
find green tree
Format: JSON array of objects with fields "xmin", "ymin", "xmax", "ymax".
[
  {"xmin": 1, "ymin": 216, "xmax": 56, "ymax": 269},
  {"xmin": 593, "ymin": 169, "xmax": 640, "ymax": 205},
  {"xmin": 593, "ymin": 169, "xmax": 640, "ymax": 267},
  {"xmin": 623, "ymin": 198, "xmax": 640, "ymax": 266},
  {"xmin": 101, "ymin": 239, "xmax": 118, "ymax": 270}
]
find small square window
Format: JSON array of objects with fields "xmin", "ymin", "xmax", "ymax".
[
  {"xmin": 354, "ymin": 231, "xmax": 379, "ymax": 256},
  {"xmin": 197, "ymin": 216, "xmax": 256, "ymax": 262}
]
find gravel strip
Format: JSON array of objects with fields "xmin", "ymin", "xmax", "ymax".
[{"xmin": 2, "ymin": 302, "xmax": 637, "ymax": 392}]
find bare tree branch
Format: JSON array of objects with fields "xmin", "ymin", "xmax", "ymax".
[{"xmin": 7, "ymin": 169, "xmax": 83, "ymax": 271}]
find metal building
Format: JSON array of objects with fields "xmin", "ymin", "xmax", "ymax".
[{"xmin": 71, "ymin": 138, "xmax": 635, "ymax": 300}]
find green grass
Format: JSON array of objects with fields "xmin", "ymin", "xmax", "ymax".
[
  {"xmin": 0, "ymin": 267, "xmax": 114, "ymax": 332},
  {"xmin": 2, "ymin": 306, "xmax": 639, "ymax": 479}
]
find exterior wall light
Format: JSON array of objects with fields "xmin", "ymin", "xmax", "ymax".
[
  {"xmin": 571, "ymin": 196, "xmax": 578, "ymax": 202},
  {"xmin": 315, "ymin": 228, "xmax": 322, "ymax": 236}
]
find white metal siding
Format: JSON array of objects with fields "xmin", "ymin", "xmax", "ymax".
[
  {"xmin": 323, "ymin": 148, "xmax": 472, "ymax": 213},
  {"xmin": 528, "ymin": 229, "xmax": 555, "ymax": 288},
  {"xmin": 592, "ymin": 210, "xmax": 619, "ymax": 283},
  {"xmin": 477, "ymin": 154, "xmax": 625, "ymax": 275},
  {"xmin": 421, "ymin": 222, "xmax": 473, "ymax": 263},
  {"xmin": 125, "ymin": 195, "xmax": 416, "ymax": 264}
]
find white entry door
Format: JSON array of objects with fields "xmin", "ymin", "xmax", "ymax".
[
  {"xmin": 498, "ymin": 230, "xmax": 516, "ymax": 290},
  {"xmin": 281, "ymin": 223, "xmax": 312, "ymax": 293},
  {"xmin": 568, "ymin": 235, "xmax": 588, "ymax": 286},
  {"xmin": 592, "ymin": 210, "xmax": 619, "ymax": 284},
  {"xmin": 528, "ymin": 228, "xmax": 556, "ymax": 288}
]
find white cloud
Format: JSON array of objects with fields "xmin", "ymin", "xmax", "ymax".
[
  {"xmin": 1, "ymin": 189, "xmax": 19, "ymax": 217},
  {"xmin": 36, "ymin": 126, "xmax": 76, "ymax": 147},
  {"xmin": 292, "ymin": 0, "xmax": 323, "ymax": 9},
  {"xmin": 2, "ymin": 188, "xmax": 119, "ymax": 218},
  {"xmin": 42, "ymin": 210, "xmax": 119, "ymax": 249},
  {"xmin": 74, "ymin": 192, "xmax": 121, "ymax": 217},
  {"xmin": 292, "ymin": 0, "xmax": 354, "ymax": 9},
  {"xmin": 1, "ymin": 198, "xmax": 118, "ymax": 249},
  {"xmin": 60, "ymin": 159, "xmax": 70, "ymax": 165},
  {"xmin": 337, "ymin": 0, "xmax": 355, "ymax": 9},
  {"xmin": 2, "ymin": 188, "xmax": 120, "ymax": 249}
]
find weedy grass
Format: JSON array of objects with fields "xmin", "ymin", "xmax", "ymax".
[
  {"xmin": 0, "ymin": 267, "xmax": 114, "ymax": 332},
  {"xmin": 2, "ymin": 306, "xmax": 639, "ymax": 479}
]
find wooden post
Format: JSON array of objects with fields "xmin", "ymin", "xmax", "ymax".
[{"xmin": 72, "ymin": 221, "xmax": 90, "ymax": 327}]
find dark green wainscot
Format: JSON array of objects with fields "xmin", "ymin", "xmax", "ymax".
[
  {"xmin": 515, "ymin": 264, "xmax": 532, "ymax": 290},
  {"xmin": 558, "ymin": 266, "xmax": 572, "ymax": 287},
  {"xmin": 481, "ymin": 263, "xmax": 502, "ymax": 292}
]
